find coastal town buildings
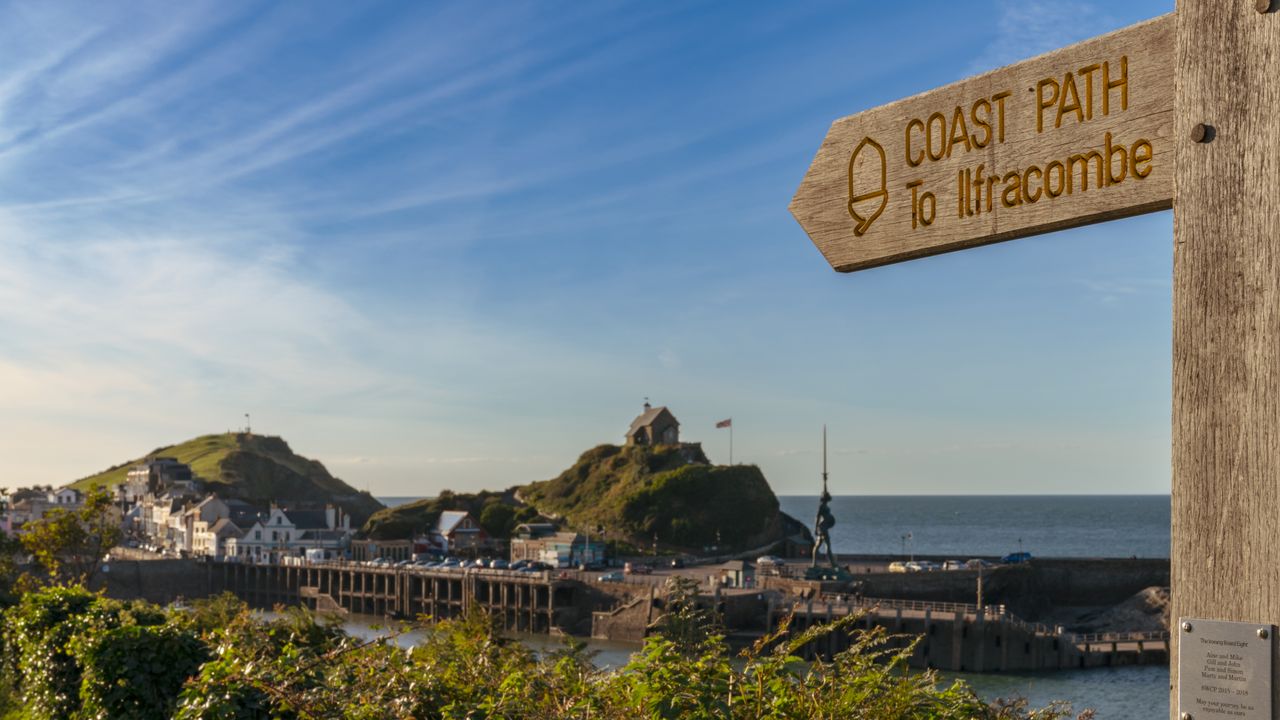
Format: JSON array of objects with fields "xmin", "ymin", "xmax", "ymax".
[
  {"xmin": 51, "ymin": 487, "xmax": 82, "ymax": 506},
  {"xmin": 351, "ymin": 538, "xmax": 415, "ymax": 562},
  {"xmin": 225, "ymin": 505, "xmax": 353, "ymax": 563},
  {"xmin": 192, "ymin": 517, "xmax": 243, "ymax": 559},
  {"xmin": 352, "ymin": 510, "xmax": 490, "ymax": 562},
  {"xmin": 0, "ymin": 454, "xmax": 357, "ymax": 563},
  {"xmin": 509, "ymin": 523, "xmax": 604, "ymax": 568},
  {"xmin": 124, "ymin": 457, "xmax": 197, "ymax": 501},
  {"xmin": 1, "ymin": 487, "xmax": 80, "ymax": 534},
  {"xmin": 434, "ymin": 510, "xmax": 488, "ymax": 554}
]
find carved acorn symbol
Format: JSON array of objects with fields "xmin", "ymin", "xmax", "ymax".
[{"xmin": 847, "ymin": 137, "xmax": 887, "ymax": 236}]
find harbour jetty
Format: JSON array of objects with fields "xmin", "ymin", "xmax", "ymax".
[
  {"xmin": 97, "ymin": 554, "xmax": 1169, "ymax": 673},
  {"xmin": 773, "ymin": 596, "xmax": 1167, "ymax": 672}
]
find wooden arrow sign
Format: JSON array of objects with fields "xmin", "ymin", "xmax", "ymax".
[{"xmin": 790, "ymin": 14, "xmax": 1174, "ymax": 272}]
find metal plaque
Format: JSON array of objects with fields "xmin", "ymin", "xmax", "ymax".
[{"xmin": 1178, "ymin": 617, "xmax": 1274, "ymax": 720}]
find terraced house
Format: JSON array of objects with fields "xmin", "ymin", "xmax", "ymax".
[{"xmin": 226, "ymin": 505, "xmax": 353, "ymax": 563}]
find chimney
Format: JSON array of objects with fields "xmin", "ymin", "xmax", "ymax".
[{"xmin": 325, "ymin": 504, "xmax": 336, "ymax": 529}]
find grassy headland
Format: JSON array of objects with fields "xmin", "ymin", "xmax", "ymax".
[
  {"xmin": 518, "ymin": 443, "xmax": 806, "ymax": 554},
  {"xmin": 69, "ymin": 433, "xmax": 384, "ymax": 526}
]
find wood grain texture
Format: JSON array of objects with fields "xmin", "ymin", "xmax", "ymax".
[
  {"xmin": 1171, "ymin": 1, "xmax": 1280, "ymax": 717},
  {"xmin": 791, "ymin": 15, "xmax": 1174, "ymax": 273}
]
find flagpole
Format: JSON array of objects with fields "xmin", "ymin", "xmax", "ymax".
[{"xmin": 716, "ymin": 418, "xmax": 734, "ymax": 465}]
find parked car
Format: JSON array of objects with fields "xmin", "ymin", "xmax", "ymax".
[
  {"xmin": 624, "ymin": 562, "xmax": 652, "ymax": 575},
  {"xmin": 510, "ymin": 559, "xmax": 530, "ymax": 570},
  {"xmin": 669, "ymin": 557, "xmax": 685, "ymax": 569},
  {"xmin": 598, "ymin": 571, "xmax": 625, "ymax": 583},
  {"xmin": 489, "ymin": 559, "xmax": 509, "ymax": 570},
  {"xmin": 888, "ymin": 561, "xmax": 908, "ymax": 573},
  {"xmin": 756, "ymin": 555, "xmax": 785, "ymax": 566},
  {"xmin": 965, "ymin": 558, "xmax": 995, "ymax": 569},
  {"xmin": 941, "ymin": 560, "xmax": 966, "ymax": 571},
  {"xmin": 1001, "ymin": 552, "xmax": 1033, "ymax": 564}
]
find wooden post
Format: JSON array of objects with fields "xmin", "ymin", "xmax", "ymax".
[{"xmin": 1172, "ymin": 1, "xmax": 1280, "ymax": 716}]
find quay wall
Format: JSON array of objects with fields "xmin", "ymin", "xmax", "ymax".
[
  {"xmin": 843, "ymin": 559, "xmax": 1168, "ymax": 618},
  {"xmin": 94, "ymin": 557, "xmax": 1171, "ymax": 674},
  {"xmin": 93, "ymin": 559, "xmax": 210, "ymax": 604},
  {"xmin": 772, "ymin": 599, "xmax": 1170, "ymax": 672}
]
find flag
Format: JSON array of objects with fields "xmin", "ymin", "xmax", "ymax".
[{"xmin": 715, "ymin": 418, "xmax": 732, "ymax": 429}]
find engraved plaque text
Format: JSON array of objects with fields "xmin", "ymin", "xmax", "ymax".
[{"xmin": 1178, "ymin": 618, "xmax": 1273, "ymax": 720}]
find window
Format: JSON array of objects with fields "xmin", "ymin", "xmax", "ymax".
[{"xmin": 254, "ymin": 530, "xmax": 261, "ymax": 540}]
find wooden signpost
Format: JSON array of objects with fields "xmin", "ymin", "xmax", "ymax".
[
  {"xmin": 790, "ymin": 2, "xmax": 1280, "ymax": 717},
  {"xmin": 791, "ymin": 15, "xmax": 1174, "ymax": 272}
]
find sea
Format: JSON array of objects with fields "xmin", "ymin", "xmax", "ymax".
[
  {"xmin": 376, "ymin": 494, "xmax": 1173, "ymax": 718},
  {"xmin": 777, "ymin": 494, "xmax": 1170, "ymax": 559}
]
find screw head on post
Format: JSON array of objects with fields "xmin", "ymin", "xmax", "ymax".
[
  {"xmin": 1182, "ymin": 621, "xmax": 1194, "ymax": 632},
  {"xmin": 1258, "ymin": 0, "xmax": 1273, "ymax": 14},
  {"xmin": 1182, "ymin": 712, "xmax": 1193, "ymax": 720},
  {"xmin": 1190, "ymin": 124, "xmax": 1211, "ymax": 143},
  {"xmin": 1259, "ymin": 627, "xmax": 1271, "ymax": 640}
]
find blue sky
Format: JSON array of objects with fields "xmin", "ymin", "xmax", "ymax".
[{"xmin": 0, "ymin": 0, "xmax": 1175, "ymax": 496}]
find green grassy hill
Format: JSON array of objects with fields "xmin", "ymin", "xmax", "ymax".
[
  {"xmin": 70, "ymin": 433, "xmax": 384, "ymax": 525},
  {"xmin": 519, "ymin": 443, "xmax": 805, "ymax": 553}
]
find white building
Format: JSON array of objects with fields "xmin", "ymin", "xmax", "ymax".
[
  {"xmin": 51, "ymin": 488, "xmax": 83, "ymax": 506},
  {"xmin": 193, "ymin": 517, "xmax": 245, "ymax": 559},
  {"xmin": 225, "ymin": 506, "xmax": 352, "ymax": 563},
  {"xmin": 176, "ymin": 497, "xmax": 231, "ymax": 555}
]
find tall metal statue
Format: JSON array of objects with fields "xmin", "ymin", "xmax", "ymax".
[
  {"xmin": 810, "ymin": 425, "xmax": 838, "ymax": 568},
  {"xmin": 805, "ymin": 426, "xmax": 852, "ymax": 582}
]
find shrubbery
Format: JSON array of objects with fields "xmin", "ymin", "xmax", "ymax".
[
  {"xmin": 0, "ymin": 583, "xmax": 1088, "ymax": 719},
  {"xmin": 78, "ymin": 625, "xmax": 207, "ymax": 720}
]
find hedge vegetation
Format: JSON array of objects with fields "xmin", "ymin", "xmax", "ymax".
[{"xmin": 0, "ymin": 582, "xmax": 1089, "ymax": 719}]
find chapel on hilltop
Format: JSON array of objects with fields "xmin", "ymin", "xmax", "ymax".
[{"xmin": 626, "ymin": 401, "xmax": 680, "ymax": 446}]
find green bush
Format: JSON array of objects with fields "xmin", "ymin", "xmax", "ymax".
[
  {"xmin": 0, "ymin": 585, "xmax": 1085, "ymax": 720},
  {"xmin": 7, "ymin": 584, "xmax": 98, "ymax": 720},
  {"xmin": 173, "ymin": 606, "xmax": 345, "ymax": 720},
  {"xmin": 77, "ymin": 625, "xmax": 207, "ymax": 720},
  {"xmin": 4, "ymin": 586, "xmax": 177, "ymax": 720}
]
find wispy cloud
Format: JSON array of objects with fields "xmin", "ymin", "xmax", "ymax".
[
  {"xmin": 0, "ymin": 0, "xmax": 1173, "ymax": 497},
  {"xmin": 967, "ymin": 1, "xmax": 1118, "ymax": 74}
]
